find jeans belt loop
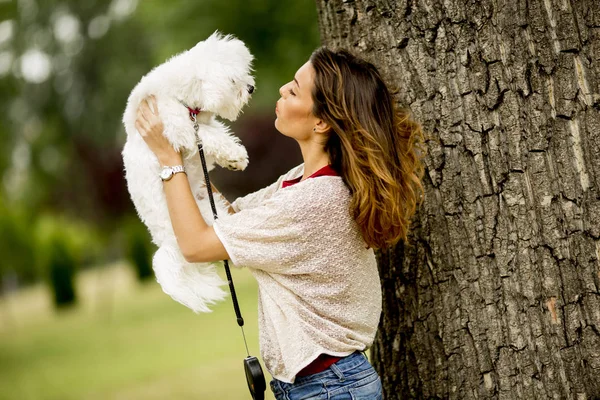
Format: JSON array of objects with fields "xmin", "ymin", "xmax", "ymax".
[{"xmin": 330, "ymin": 363, "xmax": 345, "ymax": 382}]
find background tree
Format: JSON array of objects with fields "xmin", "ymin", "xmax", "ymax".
[{"xmin": 316, "ymin": 0, "xmax": 600, "ymax": 398}]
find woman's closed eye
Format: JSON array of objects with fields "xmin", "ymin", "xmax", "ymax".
[{"xmin": 289, "ymin": 88, "xmax": 296, "ymax": 96}]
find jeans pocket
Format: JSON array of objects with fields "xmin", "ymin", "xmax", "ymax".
[
  {"xmin": 270, "ymin": 379, "xmax": 285, "ymax": 400},
  {"xmin": 348, "ymin": 374, "xmax": 382, "ymax": 400}
]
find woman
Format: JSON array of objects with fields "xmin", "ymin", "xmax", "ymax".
[{"xmin": 135, "ymin": 47, "xmax": 425, "ymax": 399}]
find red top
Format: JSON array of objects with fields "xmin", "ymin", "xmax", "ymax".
[
  {"xmin": 282, "ymin": 164, "xmax": 344, "ymax": 377},
  {"xmin": 296, "ymin": 354, "xmax": 344, "ymax": 377},
  {"xmin": 282, "ymin": 164, "xmax": 339, "ymax": 188}
]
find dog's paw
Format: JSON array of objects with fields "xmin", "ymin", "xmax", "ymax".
[
  {"xmin": 214, "ymin": 146, "xmax": 248, "ymax": 171},
  {"xmin": 224, "ymin": 154, "xmax": 248, "ymax": 171}
]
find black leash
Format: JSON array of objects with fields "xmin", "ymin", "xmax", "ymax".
[{"xmin": 187, "ymin": 106, "xmax": 266, "ymax": 400}]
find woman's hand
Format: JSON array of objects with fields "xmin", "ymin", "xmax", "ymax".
[{"xmin": 135, "ymin": 96, "xmax": 182, "ymax": 165}]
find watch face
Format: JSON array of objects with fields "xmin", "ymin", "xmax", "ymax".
[{"xmin": 160, "ymin": 167, "xmax": 172, "ymax": 180}]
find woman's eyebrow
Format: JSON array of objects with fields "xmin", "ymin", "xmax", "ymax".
[{"xmin": 294, "ymin": 77, "xmax": 300, "ymax": 88}]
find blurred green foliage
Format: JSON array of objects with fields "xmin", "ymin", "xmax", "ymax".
[
  {"xmin": 0, "ymin": 0, "xmax": 319, "ymax": 287},
  {"xmin": 34, "ymin": 213, "xmax": 103, "ymax": 270},
  {"xmin": 123, "ymin": 216, "xmax": 155, "ymax": 282},
  {"xmin": 46, "ymin": 234, "xmax": 78, "ymax": 307},
  {"xmin": 0, "ymin": 198, "xmax": 37, "ymax": 284},
  {"xmin": 33, "ymin": 213, "xmax": 102, "ymax": 307}
]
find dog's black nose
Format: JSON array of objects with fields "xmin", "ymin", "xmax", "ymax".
[{"xmin": 247, "ymin": 84, "xmax": 255, "ymax": 94}]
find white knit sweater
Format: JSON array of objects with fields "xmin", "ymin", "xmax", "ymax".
[{"xmin": 212, "ymin": 164, "xmax": 382, "ymax": 383}]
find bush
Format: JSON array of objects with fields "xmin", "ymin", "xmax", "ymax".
[
  {"xmin": 123, "ymin": 217, "xmax": 155, "ymax": 282},
  {"xmin": 130, "ymin": 235, "xmax": 153, "ymax": 281},
  {"xmin": 47, "ymin": 235, "xmax": 77, "ymax": 308},
  {"xmin": 0, "ymin": 199, "xmax": 37, "ymax": 289},
  {"xmin": 34, "ymin": 214, "xmax": 102, "ymax": 309}
]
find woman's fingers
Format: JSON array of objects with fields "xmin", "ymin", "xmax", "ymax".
[
  {"xmin": 136, "ymin": 110, "xmax": 148, "ymax": 130},
  {"xmin": 149, "ymin": 96, "xmax": 159, "ymax": 116},
  {"xmin": 136, "ymin": 107, "xmax": 145, "ymax": 122},
  {"xmin": 138, "ymin": 100, "xmax": 154, "ymax": 122},
  {"xmin": 135, "ymin": 97, "xmax": 165, "ymax": 142},
  {"xmin": 135, "ymin": 106, "xmax": 152, "ymax": 131},
  {"xmin": 135, "ymin": 120, "xmax": 146, "ymax": 136},
  {"xmin": 139, "ymin": 96, "xmax": 158, "ymax": 120},
  {"xmin": 138, "ymin": 97, "xmax": 162, "ymax": 129},
  {"xmin": 133, "ymin": 96, "xmax": 178, "ymax": 161}
]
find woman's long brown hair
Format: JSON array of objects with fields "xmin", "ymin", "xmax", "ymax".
[{"xmin": 310, "ymin": 48, "xmax": 425, "ymax": 249}]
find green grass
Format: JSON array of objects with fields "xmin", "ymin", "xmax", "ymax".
[{"xmin": 0, "ymin": 262, "xmax": 275, "ymax": 400}]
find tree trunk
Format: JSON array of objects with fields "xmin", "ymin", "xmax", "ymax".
[{"xmin": 315, "ymin": 1, "xmax": 600, "ymax": 398}]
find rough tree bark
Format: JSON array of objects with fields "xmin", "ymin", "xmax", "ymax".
[{"xmin": 315, "ymin": 1, "xmax": 600, "ymax": 398}]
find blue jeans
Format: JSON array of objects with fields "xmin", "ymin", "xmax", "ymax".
[{"xmin": 270, "ymin": 352, "xmax": 383, "ymax": 399}]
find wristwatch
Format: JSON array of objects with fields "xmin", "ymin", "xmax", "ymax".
[{"xmin": 159, "ymin": 165, "xmax": 186, "ymax": 181}]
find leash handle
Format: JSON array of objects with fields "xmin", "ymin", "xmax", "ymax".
[{"xmin": 197, "ymin": 142, "xmax": 245, "ymax": 327}]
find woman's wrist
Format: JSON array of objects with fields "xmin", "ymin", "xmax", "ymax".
[{"xmin": 158, "ymin": 150, "xmax": 183, "ymax": 166}]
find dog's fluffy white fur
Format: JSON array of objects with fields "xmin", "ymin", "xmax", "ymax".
[{"xmin": 121, "ymin": 32, "xmax": 254, "ymax": 313}]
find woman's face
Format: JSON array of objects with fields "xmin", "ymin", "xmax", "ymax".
[{"xmin": 275, "ymin": 61, "xmax": 320, "ymax": 141}]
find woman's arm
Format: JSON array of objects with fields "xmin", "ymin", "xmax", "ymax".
[
  {"xmin": 135, "ymin": 96, "xmax": 230, "ymax": 263},
  {"xmin": 161, "ymin": 156, "xmax": 230, "ymax": 263}
]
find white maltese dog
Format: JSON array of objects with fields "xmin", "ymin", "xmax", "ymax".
[{"xmin": 121, "ymin": 32, "xmax": 254, "ymax": 313}]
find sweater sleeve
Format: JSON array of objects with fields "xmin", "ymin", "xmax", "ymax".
[
  {"xmin": 230, "ymin": 164, "xmax": 304, "ymax": 212},
  {"xmin": 230, "ymin": 178, "xmax": 281, "ymax": 212},
  {"xmin": 212, "ymin": 186, "xmax": 314, "ymax": 274}
]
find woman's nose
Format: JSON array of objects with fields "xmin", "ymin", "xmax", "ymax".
[{"xmin": 279, "ymin": 84, "xmax": 286, "ymax": 97}]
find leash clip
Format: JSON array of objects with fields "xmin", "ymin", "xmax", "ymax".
[
  {"xmin": 180, "ymin": 101, "xmax": 201, "ymax": 140},
  {"xmin": 190, "ymin": 113, "xmax": 199, "ymax": 133}
]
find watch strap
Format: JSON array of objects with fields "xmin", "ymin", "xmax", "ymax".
[{"xmin": 170, "ymin": 165, "xmax": 186, "ymax": 174}]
